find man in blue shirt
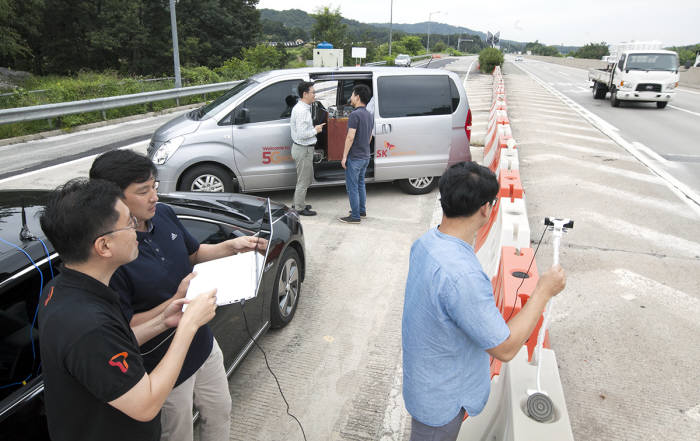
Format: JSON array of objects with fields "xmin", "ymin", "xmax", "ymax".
[
  {"xmin": 339, "ymin": 84, "xmax": 374, "ymax": 223},
  {"xmin": 402, "ymin": 162, "xmax": 566, "ymax": 441}
]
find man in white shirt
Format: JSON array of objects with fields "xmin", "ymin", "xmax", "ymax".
[{"xmin": 290, "ymin": 81, "xmax": 325, "ymax": 216}]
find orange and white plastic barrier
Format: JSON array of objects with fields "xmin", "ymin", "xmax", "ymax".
[{"xmin": 457, "ymin": 65, "xmax": 574, "ymax": 441}]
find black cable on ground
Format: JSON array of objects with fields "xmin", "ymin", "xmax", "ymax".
[{"xmin": 240, "ymin": 302, "xmax": 307, "ymax": 441}]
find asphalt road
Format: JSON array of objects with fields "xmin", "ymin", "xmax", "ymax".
[{"xmin": 509, "ymin": 57, "xmax": 700, "ymax": 194}]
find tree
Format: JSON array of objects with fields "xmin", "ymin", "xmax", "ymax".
[
  {"xmin": 432, "ymin": 41, "xmax": 447, "ymax": 53},
  {"xmin": 0, "ymin": 0, "xmax": 45, "ymax": 69},
  {"xmin": 177, "ymin": 0, "xmax": 261, "ymax": 68},
  {"xmin": 478, "ymin": 47, "xmax": 503, "ymax": 73},
  {"xmin": 525, "ymin": 40, "xmax": 561, "ymax": 57},
  {"xmin": 400, "ymin": 36, "xmax": 424, "ymax": 54},
  {"xmin": 574, "ymin": 42, "xmax": 608, "ymax": 60},
  {"xmin": 311, "ymin": 6, "xmax": 348, "ymax": 47}
]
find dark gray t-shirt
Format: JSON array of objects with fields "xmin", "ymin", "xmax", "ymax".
[{"xmin": 347, "ymin": 106, "xmax": 374, "ymax": 160}]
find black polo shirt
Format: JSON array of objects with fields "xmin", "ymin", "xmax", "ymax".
[
  {"xmin": 110, "ymin": 203, "xmax": 213, "ymax": 386},
  {"xmin": 38, "ymin": 267, "xmax": 160, "ymax": 441}
]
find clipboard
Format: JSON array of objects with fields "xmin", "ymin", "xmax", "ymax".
[{"xmin": 185, "ymin": 198, "xmax": 274, "ymax": 306}]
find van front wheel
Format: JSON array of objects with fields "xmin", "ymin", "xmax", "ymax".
[
  {"xmin": 398, "ymin": 177, "xmax": 438, "ymax": 195},
  {"xmin": 180, "ymin": 165, "xmax": 234, "ymax": 193}
]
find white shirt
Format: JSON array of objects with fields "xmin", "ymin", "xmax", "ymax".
[{"xmin": 290, "ymin": 101, "xmax": 317, "ymax": 146}]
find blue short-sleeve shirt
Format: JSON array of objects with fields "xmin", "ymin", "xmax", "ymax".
[
  {"xmin": 109, "ymin": 203, "xmax": 214, "ymax": 386},
  {"xmin": 402, "ymin": 227, "xmax": 510, "ymax": 426}
]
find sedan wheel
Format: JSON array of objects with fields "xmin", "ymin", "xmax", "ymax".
[{"xmin": 270, "ymin": 248, "xmax": 301, "ymax": 328}]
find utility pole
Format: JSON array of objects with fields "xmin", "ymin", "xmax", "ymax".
[
  {"xmin": 427, "ymin": 11, "xmax": 440, "ymax": 53},
  {"xmin": 388, "ymin": 0, "xmax": 393, "ymax": 56},
  {"xmin": 169, "ymin": 0, "xmax": 182, "ymax": 89}
]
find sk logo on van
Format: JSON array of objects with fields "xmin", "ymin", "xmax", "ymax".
[
  {"xmin": 377, "ymin": 141, "xmax": 397, "ymax": 158},
  {"xmin": 109, "ymin": 352, "xmax": 129, "ymax": 373}
]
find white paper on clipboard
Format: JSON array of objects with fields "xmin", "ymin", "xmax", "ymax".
[{"xmin": 184, "ymin": 198, "xmax": 273, "ymax": 306}]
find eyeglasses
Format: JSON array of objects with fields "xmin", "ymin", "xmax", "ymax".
[{"xmin": 93, "ymin": 215, "xmax": 138, "ymax": 242}]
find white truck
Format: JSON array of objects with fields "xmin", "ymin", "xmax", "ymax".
[{"xmin": 588, "ymin": 41, "xmax": 679, "ymax": 108}]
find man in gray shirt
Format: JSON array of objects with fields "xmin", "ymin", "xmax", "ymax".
[
  {"xmin": 339, "ymin": 84, "xmax": 374, "ymax": 223},
  {"xmin": 290, "ymin": 81, "xmax": 325, "ymax": 216}
]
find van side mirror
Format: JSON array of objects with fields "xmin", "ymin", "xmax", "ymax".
[{"xmin": 234, "ymin": 108, "xmax": 250, "ymax": 125}]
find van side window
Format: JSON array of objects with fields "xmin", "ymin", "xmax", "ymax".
[
  {"xmin": 237, "ymin": 80, "xmax": 302, "ymax": 124},
  {"xmin": 377, "ymin": 76, "xmax": 451, "ymax": 117},
  {"xmin": 449, "ymin": 78, "xmax": 460, "ymax": 112},
  {"xmin": 618, "ymin": 54, "xmax": 626, "ymax": 69}
]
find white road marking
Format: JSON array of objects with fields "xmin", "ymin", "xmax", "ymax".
[
  {"xmin": 512, "ymin": 62, "xmax": 700, "ymax": 218},
  {"xmin": 632, "ymin": 141, "xmax": 671, "ymax": 164},
  {"xmin": 668, "ymin": 105, "xmax": 700, "ymax": 118},
  {"xmin": 528, "ymin": 127, "xmax": 616, "ymax": 144},
  {"xmin": 526, "ymin": 154, "xmax": 665, "ymax": 184},
  {"xmin": 0, "ymin": 140, "xmax": 148, "ymax": 184},
  {"xmin": 676, "ymin": 87, "xmax": 700, "ymax": 96},
  {"xmin": 614, "ymin": 269, "xmax": 699, "ymax": 313},
  {"xmin": 588, "ymin": 212, "xmax": 700, "ymax": 258},
  {"xmin": 530, "ymin": 174, "xmax": 699, "ymax": 220}
]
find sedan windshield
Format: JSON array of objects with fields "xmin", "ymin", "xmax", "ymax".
[
  {"xmin": 190, "ymin": 79, "xmax": 257, "ymax": 121},
  {"xmin": 625, "ymin": 53, "xmax": 678, "ymax": 71}
]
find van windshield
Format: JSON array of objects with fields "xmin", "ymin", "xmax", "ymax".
[
  {"xmin": 625, "ymin": 53, "xmax": 678, "ymax": 72},
  {"xmin": 189, "ymin": 80, "xmax": 257, "ymax": 121}
]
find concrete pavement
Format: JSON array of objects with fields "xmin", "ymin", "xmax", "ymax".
[{"xmin": 503, "ymin": 61, "xmax": 700, "ymax": 441}]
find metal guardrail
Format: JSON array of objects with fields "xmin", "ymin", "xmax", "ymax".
[
  {"xmin": 0, "ymin": 77, "xmax": 177, "ymax": 99},
  {"xmin": 411, "ymin": 54, "xmax": 433, "ymax": 61},
  {"xmin": 365, "ymin": 54, "xmax": 433, "ymax": 67},
  {"xmin": 0, "ymin": 80, "xmax": 242, "ymax": 125}
]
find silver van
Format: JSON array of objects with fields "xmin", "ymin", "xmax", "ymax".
[{"xmin": 148, "ymin": 67, "xmax": 472, "ymax": 195}]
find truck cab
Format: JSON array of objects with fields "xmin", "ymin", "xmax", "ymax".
[{"xmin": 589, "ymin": 42, "xmax": 679, "ymax": 108}]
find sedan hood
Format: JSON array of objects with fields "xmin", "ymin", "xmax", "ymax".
[{"xmin": 152, "ymin": 113, "xmax": 201, "ymax": 142}]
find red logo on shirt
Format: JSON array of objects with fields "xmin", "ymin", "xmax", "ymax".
[
  {"xmin": 44, "ymin": 286, "xmax": 54, "ymax": 306},
  {"xmin": 108, "ymin": 352, "xmax": 129, "ymax": 373}
]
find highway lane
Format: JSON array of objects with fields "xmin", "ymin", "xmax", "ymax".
[{"xmin": 509, "ymin": 58, "xmax": 700, "ymax": 196}]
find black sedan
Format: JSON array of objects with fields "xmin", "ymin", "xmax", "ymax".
[{"xmin": 0, "ymin": 190, "xmax": 305, "ymax": 440}]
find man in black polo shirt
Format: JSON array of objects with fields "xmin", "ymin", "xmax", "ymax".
[
  {"xmin": 90, "ymin": 150, "xmax": 264, "ymax": 441},
  {"xmin": 38, "ymin": 179, "xmax": 217, "ymax": 441}
]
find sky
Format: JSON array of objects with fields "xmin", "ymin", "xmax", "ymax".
[{"xmin": 257, "ymin": 0, "xmax": 699, "ymax": 47}]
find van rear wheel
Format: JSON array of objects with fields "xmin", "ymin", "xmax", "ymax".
[
  {"xmin": 180, "ymin": 165, "xmax": 234, "ymax": 193},
  {"xmin": 398, "ymin": 177, "xmax": 438, "ymax": 195}
]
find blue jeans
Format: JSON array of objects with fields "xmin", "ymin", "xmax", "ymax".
[{"xmin": 345, "ymin": 157, "xmax": 370, "ymax": 219}]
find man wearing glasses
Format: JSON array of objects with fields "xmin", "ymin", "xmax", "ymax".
[
  {"xmin": 38, "ymin": 179, "xmax": 217, "ymax": 441},
  {"xmin": 290, "ymin": 81, "xmax": 325, "ymax": 216},
  {"xmin": 401, "ymin": 162, "xmax": 566, "ymax": 441},
  {"xmin": 89, "ymin": 150, "xmax": 263, "ymax": 441}
]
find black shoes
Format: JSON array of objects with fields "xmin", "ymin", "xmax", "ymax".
[
  {"xmin": 348, "ymin": 211, "xmax": 367, "ymax": 218},
  {"xmin": 338, "ymin": 216, "xmax": 360, "ymax": 224},
  {"xmin": 292, "ymin": 205, "xmax": 316, "ymax": 216}
]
